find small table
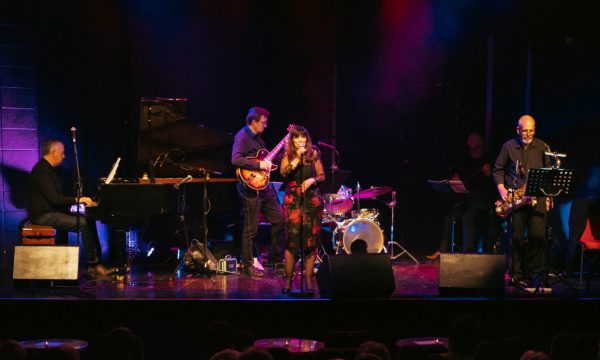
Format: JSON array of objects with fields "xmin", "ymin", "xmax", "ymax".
[
  {"xmin": 20, "ymin": 339, "xmax": 89, "ymax": 351},
  {"xmin": 254, "ymin": 338, "xmax": 325, "ymax": 353},
  {"xmin": 396, "ymin": 336, "xmax": 448, "ymax": 348}
]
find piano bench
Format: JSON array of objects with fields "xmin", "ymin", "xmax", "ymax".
[{"xmin": 21, "ymin": 224, "xmax": 56, "ymax": 245}]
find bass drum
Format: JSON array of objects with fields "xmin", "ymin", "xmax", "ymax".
[{"xmin": 341, "ymin": 218, "xmax": 384, "ymax": 254}]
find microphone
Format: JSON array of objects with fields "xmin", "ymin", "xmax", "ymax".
[
  {"xmin": 392, "ymin": 190, "xmax": 396, "ymax": 203},
  {"xmin": 544, "ymin": 151, "xmax": 567, "ymax": 158},
  {"xmin": 71, "ymin": 127, "xmax": 77, "ymax": 143},
  {"xmin": 317, "ymin": 141, "xmax": 336, "ymax": 150}
]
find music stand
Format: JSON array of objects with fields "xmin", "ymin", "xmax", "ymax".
[
  {"xmin": 524, "ymin": 168, "xmax": 576, "ymax": 293},
  {"xmin": 427, "ymin": 180, "xmax": 469, "ymax": 253}
]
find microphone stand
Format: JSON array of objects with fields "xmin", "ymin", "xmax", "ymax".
[
  {"xmin": 72, "ymin": 130, "xmax": 82, "ymax": 246},
  {"xmin": 146, "ymin": 104, "xmax": 156, "ymax": 183},
  {"xmin": 290, "ymin": 150, "xmax": 314, "ymax": 297}
]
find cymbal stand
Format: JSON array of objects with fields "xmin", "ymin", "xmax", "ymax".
[{"xmin": 386, "ymin": 191, "xmax": 419, "ymax": 264}]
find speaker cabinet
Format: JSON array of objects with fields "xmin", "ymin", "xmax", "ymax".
[
  {"xmin": 438, "ymin": 253, "xmax": 506, "ymax": 296},
  {"xmin": 316, "ymin": 254, "xmax": 395, "ymax": 298},
  {"xmin": 13, "ymin": 246, "xmax": 79, "ymax": 280}
]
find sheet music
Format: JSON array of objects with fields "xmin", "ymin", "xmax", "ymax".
[
  {"xmin": 427, "ymin": 179, "xmax": 469, "ymax": 194},
  {"xmin": 105, "ymin": 157, "xmax": 121, "ymax": 184}
]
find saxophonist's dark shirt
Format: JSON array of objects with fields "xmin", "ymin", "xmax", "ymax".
[{"xmin": 493, "ymin": 137, "xmax": 552, "ymax": 189}]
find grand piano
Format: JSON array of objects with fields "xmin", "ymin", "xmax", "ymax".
[{"xmin": 87, "ymin": 98, "xmax": 238, "ymax": 272}]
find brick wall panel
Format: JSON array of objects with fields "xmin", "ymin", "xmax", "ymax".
[
  {"xmin": 0, "ymin": 46, "xmax": 34, "ymax": 67},
  {"xmin": 0, "ymin": 87, "xmax": 36, "ymax": 108},
  {"xmin": 0, "ymin": 67, "xmax": 36, "ymax": 88},
  {"xmin": 2, "ymin": 128, "xmax": 37, "ymax": 149},
  {"xmin": 1, "ymin": 107, "xmax": 37, "ymax": 128},
  {"xmin": 2, "ymin": 149, "xmax": 38, "ymax": 172},
  {"xmin": 0, "ymin": 24, "xmax": 33, "ymax": 46},
  {"xmin": 3, "ymin": 189, "xmax": 27, "ymax": 211}
]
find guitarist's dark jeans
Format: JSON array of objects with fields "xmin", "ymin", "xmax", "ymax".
[{"xmin": 240, "ymin": 184, "xmax": 285, "ymax": 268}]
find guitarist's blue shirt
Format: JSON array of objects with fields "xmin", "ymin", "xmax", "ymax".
[{"xmin": 231, "ymin": 125, "xmax": 267, "ymax": 170}]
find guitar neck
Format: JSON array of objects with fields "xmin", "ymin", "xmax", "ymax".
[{"xmin": 265, "ymin": 134, "xmax": 290, "ymax": 162}]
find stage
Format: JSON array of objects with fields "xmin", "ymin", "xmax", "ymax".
[{"xmin": 2, "ymin": 259, "xmax": 600, "ymax": 359}]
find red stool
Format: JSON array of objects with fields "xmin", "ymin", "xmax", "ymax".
[
  {"xmin": 579, "ymin": 211, "xmax": 600, "ymax": 286},
  {"xmin": 21, "ymin": 223, "xmax": 56, "ymax": 245}
]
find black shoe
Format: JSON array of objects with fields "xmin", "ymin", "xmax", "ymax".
[{"xmin": 242, "ymin": 268, "xmax": 264, "ymax": 278}]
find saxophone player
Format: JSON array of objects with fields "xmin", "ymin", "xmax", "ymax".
[{"xmin": 492, "ymin": 115, "xmax": 552, "ymax": 289}]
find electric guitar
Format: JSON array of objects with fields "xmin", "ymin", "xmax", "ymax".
[{"xmin": 236, "ymin": 124, "xmax": 294, "ymax": 191}]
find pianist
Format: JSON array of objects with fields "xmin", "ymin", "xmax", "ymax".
[{"xmin": 28, "ymin": 139, "xmax": 115, "ymax": 276}]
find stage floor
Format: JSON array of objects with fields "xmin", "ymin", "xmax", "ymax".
[
  {"xmin": 2, "ymin": 259, "xmax": 600, "ymax": 360},
  {"xmin": 2, "ymin": 259, "xmax": 598, "ymax": 300}
]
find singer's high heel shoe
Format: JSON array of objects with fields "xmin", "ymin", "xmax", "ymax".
[{"xmin": 282, "ymin": 275, "xmax": 292, "ymax": 293}]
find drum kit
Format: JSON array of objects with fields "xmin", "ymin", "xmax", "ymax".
[{"xmin": 320, "ymin": 184, "xmax": 419, "ymax": 264}]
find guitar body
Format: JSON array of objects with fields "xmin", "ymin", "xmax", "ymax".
[{"xmin": 236, "ymin": 149, "xmax": 279, "ymax": 191}]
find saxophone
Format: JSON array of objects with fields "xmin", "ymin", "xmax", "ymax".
[{"xmin": 494, "ymin": 186, "xmax": 537, "ymax": 218}]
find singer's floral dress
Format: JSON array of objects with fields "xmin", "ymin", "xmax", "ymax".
[{"xmin": 280, "ymin": 146, "xmax": 325, "ymax": 252}]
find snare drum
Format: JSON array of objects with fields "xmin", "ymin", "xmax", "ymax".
[
  {"xmin": 339, "ymin": 218, "xmax": 384, "ymax": 254},
  {"xmin": 350, "ymin": 208, "xmax": 380, "ymax": 222}
]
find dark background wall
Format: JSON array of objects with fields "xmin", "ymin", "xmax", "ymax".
[{"xmin": 1, "ymin": 0, "xmax": 599, "ymax": 261}]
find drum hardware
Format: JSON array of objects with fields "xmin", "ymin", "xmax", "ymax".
[
  {"xmin": 386, "ymin": 191, "xmax": 419, "ymax": 264},
  {"xmin": 352, "ymin": 186, "xmax": 393, "ymax": 199}
]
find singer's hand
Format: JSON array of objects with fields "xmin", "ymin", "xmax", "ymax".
[
  {"xmin": 259, "ymin": 160, "xmax": 272, "ymax": 171},
  {"xmin": 301, "ymin": 178, "xmax": 316, "ymax": 193},
  {"xmin": 78, "ymin": 196, "xmax": 93, "ymax": 206},
  {"xmin": 296, "ymin": 146, "xmax": 307, "ymax": 157}
]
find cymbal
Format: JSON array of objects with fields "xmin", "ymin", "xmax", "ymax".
[{"xmin": 354, "ymin": 186, "xmax": 393, "ymax": 199}]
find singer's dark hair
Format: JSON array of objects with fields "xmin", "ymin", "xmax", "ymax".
[
  {"xmin": 42, "ymin": 139, "xmax": 63, "ymax": 155},
  {"xmin": 285, "ymin": 125, "xmax": 317, "ymax": 162}
]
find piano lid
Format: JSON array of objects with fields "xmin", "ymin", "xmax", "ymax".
[{"xmin": 137, "ymin": 97, "xmax": 234, "ymax": 177}]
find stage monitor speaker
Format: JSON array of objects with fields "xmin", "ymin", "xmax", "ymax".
[
  {"xmin": 438, "ymin": 253, "xmax": 506, "ymax": 296},
  {"xmin": 316, "ymin": 254, "xmax": 395, "ymax": 298},
  {"xmin": 13, "ymin": 245, "xmax": 79, "ymax": 280}
]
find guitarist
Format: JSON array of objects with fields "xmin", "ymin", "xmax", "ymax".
[
  {"xmin": 231, "ymin": 106, "xmax": 285, "ymax": 277},
  {"xmin": 492, "ymin": 115, "xmax": 552, "ymax": 289}
]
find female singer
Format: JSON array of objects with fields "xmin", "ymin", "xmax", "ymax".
[{"xmin": 280, "ymin": 125, "xmax": 325, "ymax": 292}]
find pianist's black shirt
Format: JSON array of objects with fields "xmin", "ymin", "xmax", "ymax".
[{"xmin": 28, "ymin": 158, "xmax": 77, "ymax": 219}]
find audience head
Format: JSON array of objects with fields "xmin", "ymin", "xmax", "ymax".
[
  {"xmin": 203, "ymin": 320, "xmax": 237, "ymax": 358},
  {"xmin": 239, "ymin": 347, "xmax": 273, "ymax": 360},
  {"xmin": 448, "ymin": 316, "xmax": 483, "ymax": 357},
  {"xmin": 0, "ymin": 340, "xmax": 27, "ymax": 360},
  {"xmin": 354, "ymin": 354, "xmax": 382, "ymax": 360},
  {"xmin": 106, "ymin": 326, "xmax": 144, "ymax": 360},
  {"xmin": 520, "ymin": 350, "xmax": 549, "ymax": 360},
  {"xmin": 355, "ymin": 340, "xmax": 390, "ymax": 360},
  {"xmin": 210, "ymin": 349, "xmax": 241, "ymax": 360},
  {"xmin": 350, "ymin": 239, "xmax": 368, "ymax": 254}
]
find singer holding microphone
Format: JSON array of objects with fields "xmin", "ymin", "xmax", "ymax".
[
  {"xmin": 28, "ymin": 139, "xmax": 115, "ymax": 276},
  {"xmin": 492, "ymin": 115, "xmax": 552, "ymax": 289},
  {"xmin": 280, "ymin": 125, "xmax": 325, "ymax": 292}
]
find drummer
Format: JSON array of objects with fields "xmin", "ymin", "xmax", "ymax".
[{"xmin": 280, "ymin": 125, "xmax": 325, "ymax": 292}]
